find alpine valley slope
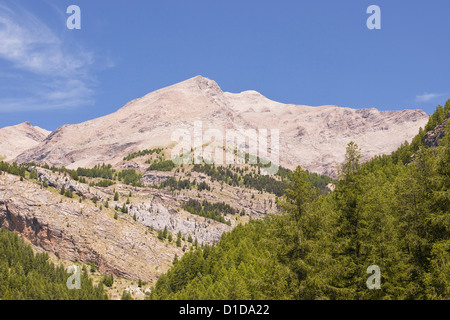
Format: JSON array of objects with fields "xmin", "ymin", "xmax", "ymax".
[{"xmin": 15, "ymin": 76, "xmax": 428, "ymax": 177}]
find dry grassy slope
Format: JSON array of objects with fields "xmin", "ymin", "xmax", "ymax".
[{"xmin": 14, "ymin": 76, "xmax": 429, "ymax": 178}]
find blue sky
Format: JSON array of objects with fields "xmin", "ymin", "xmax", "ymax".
[{"xmin": 0, "ymin": 0, "xmax": 449, "ymax": 131}]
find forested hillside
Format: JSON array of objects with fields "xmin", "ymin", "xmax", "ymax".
[
  {"xmin": 0, "ymin": 228, "xmax": 108, "ymax": 300},
  {"xmin": 149, "ymin": 103, "xmax": 450, "ymax": 300}
]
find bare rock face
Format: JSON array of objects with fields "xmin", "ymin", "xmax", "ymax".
[
  {"xmin": 14, "ymin": 76, "xmax": 429, "ymax": 177},
  {"xmin": 36, "ymin": 167, "xmax": 102, "ymax": 201},
  {"xmin": 140, "ymin": 171, "xmax": 172, "ymax": 186},
  {"xmin": 0, "ymin": 172, "xmax": 181, "ymax": 282},
  {"xmin": 0, "ymin": 122, "xmax": 50, "ymax": 161},
  {"xmin": 422, "ymin": 112, "xmax": 450, "ymax": 148},
  {"xmin": 127, "ymin": 196, "xmax": 232, "ymax": 244}
]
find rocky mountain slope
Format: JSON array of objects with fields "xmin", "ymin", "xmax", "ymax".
[
  {"xmin": 0, "ymin": 122, "xmax": 50, "ymax": 161},
  {"xmin": 0, "ymin": 172, "xmax": 180, "ymax": 282},
  {"xmin": 14, "ymin": 76, "xmax": 429, "ymax": 178},
  {"xmin": 0, "ymin": 156, "xmax": 278, "ymax": 282}
]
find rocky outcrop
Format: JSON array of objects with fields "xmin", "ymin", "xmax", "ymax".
[
  {"xmin": 35, "ymin": 167, "xmax": 105, "ymax": 201},
  {"xmin": 422, "ymin": 112, "xmax": 450, "ymax": 148},
  {"xmin": 140, "ymin": 171, "xmax": 172, "ymax": 186},
  {"xmin": 127, "ymin": 197, "xmax": 232, "ymax": 244}
]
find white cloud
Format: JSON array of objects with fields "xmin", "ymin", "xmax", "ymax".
[
  {"xmin": 0, "ymin": 3, "xmax": 96, "ymax": 112},
  {"xmin": 415, "ymin": 92, "xmax": 445, "ymax": 103}
]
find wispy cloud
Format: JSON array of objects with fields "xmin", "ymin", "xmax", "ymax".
[
  {"xmin": 415, "ymin": 92, "xmax": 445, "ymax": 103},
  {"xmin": 0, "ymin": 3, "xmax": 96, "ymax": 112}
]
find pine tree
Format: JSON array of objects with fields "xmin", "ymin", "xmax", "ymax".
[
  {"xmin": 121, "ymin": 290, "xmax": 133, "ymax": 300},
  {"xmin": 332, "ymin": 141, "xmax": 365, "ymax": 298},
  {"xmin": 275, "ymin": 166, "xmax": 334, "ymax": 299},
  {"xmin": 29, "ymin": 170, "xmax": 38, "ymax": 180},
  {"xmin": 444, "ymin": 99, "xmax": 450, "ymax": 116},
  {"xmin": 102, "ymin": 274, "xmax": 114, "ymax": 287},
  {"xmin": 433, "ymin": 105, "xmax": 446, "ymax": 127},
  {"xmin": 176, "ymin": 232, "xmax": 182, "ymax": 247}
]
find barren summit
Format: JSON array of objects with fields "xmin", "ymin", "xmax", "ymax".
[
  {"xmin": 14, "ymin": 76, "xmax": 428, "ymax": 177},
  {"xmin": 0, "ymin": 122, "xmax": 50, "ymax": 162}
]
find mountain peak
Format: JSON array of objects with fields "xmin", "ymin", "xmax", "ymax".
[
  {"xmin": 3, "ymin": 121, "xmax": 48, "ymax": 133},
  {"xmin": 187, "ymin": 75, "xmax": 210, "ymax": 82},
  {"xmin": 137, "ymin": 75, "xmax": 223, "ymax": 100},
  {"xmin": 175, "ymin": 75, "xmax": 222, "ymax": 94},
  {"xmin": 17, "ymin": 121, "xmax": 32, "ymax": 128},
  {"xmin": 184, "ymin": 75, "xmax": 214, "ymax": 83},
  {"xmin": 0, "ymin": 121, "xmax": 50, "ymax": 161}
]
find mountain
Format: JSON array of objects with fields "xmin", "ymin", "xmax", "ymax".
[
  {"xmin": 0, "ymin": 122, "xmax": 50, "ymax": 161},
  {"xmin": 0, "ymin": 76, "xmax": 444, "ymax": 299},
  {"xmin": 13, "ymin": 76, "xmax": 429, "ymax": 177}
]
